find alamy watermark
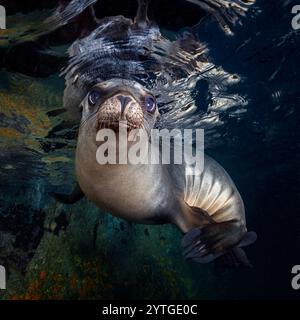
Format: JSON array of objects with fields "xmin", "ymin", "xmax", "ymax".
[
  {"xmin": 95, "ymin": 124, "xmax": 204, "ymax": 175},
  {"xmin": 292, "ymin": 5, "xmax": 300, "ymax": 30},
  {"xmin": 291, "ymin": 265, "xmax": 300, "ymax": 290},
  {"xmin": 0, "ymin": 265, "xmax": 6, "ymax": 290},
  {"xmin": 0, "ymin": 5, "xmax": 6, "ymax": 30}
]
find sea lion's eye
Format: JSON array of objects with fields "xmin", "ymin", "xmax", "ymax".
[
  {"xmin": 145, "ymin": 96, "xmax": 156, "ymax": 113},
  {"xmin": 88, "ymin": 90, "xmax": 101, "ymax": 106}
]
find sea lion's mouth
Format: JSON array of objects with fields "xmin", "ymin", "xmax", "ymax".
[{"xmin": 96, "ymin": 119, "xmax": 143, "ymax": 132}]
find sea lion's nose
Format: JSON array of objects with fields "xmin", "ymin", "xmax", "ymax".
[{"xmin": 117, "ymin": 95, "xmax": 132, "ymax": 113}]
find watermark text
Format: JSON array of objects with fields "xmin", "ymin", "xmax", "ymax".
[
  {"xmin": 95, "ymin": 124, "xmax": 204, "ymax": 176},
  {"xmin": 0, "ymin": 265, "xmax": 6, "ymax": 290},
  {"xmin": 292, "ymin": 5, "xmax": 300, "ymax": 30},
  {"xmin": 291, "ymin": 265, "xmax": 300, "ymax": 290},
  {"xmin": 0, "ymin": 5, "xmax": 6, "ymax": 30}
]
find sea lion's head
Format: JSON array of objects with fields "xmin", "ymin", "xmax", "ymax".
[{"xmin": 79, "ymin": 79, "xmax": 160, "ymax": 139}]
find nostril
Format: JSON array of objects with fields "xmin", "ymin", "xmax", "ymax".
[{"xmin": 117, "ymin": 95, "xmax": 132, "ymax": 112}]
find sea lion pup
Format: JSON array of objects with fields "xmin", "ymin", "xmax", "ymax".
[
  {"xmin": 52, "ymin": 78, "xmax": 256, "ymax": 266},
  {"xmin": 50, "ymin": 0, "xmax": 257, "ymax": 266}
]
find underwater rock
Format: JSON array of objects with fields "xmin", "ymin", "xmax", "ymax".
[{"xmin": 0, "ymin": 204, "xmax": 46, "ymax": 273}]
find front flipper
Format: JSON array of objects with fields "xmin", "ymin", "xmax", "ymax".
[
  {"xmin": 182, "ymin": 221, "xmax": 257, "ymax": 266},
  {"xmin": 49, "ymin": 183, "xmax": 85, "ymax": 204}
]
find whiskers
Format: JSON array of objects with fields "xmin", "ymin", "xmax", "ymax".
[
  {"xmin": 97, "ymin": 120, "xmax": 121, "ymax": 130},
  {"xmin": 141, "ymin": 115, "xmax": 152, "ymax": 135},
  {"xmin": 79, "ymin": 109, "xmax": 99, "ymax": 133}
]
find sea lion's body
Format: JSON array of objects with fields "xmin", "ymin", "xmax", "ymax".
[
  {"xmin": 51, "ymin": 0, "xmax": 257, "ymax": 266},
  {"xmin": 76, "ymin": 131, "xmax": 245, "ymax": 234},
  {"xmin": 74, "ymin": 118, "xmax": 253, "ymax": 264}
]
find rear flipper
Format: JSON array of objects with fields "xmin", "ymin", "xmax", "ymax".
[
  {"xmin": 49, "ymin": 183, "xmax": 85, "ymax": 204},
  {"xmin": 182, "ymin": 221, "xmax": 257, "ymax": 267},
  {"xmin": 214, "ymin": 247, "xmax": 252, "ymax": 269}
]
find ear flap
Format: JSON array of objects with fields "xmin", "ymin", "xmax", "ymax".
[{"xmin": 185, "ymin": 0, "xmax": 256, "ymax": 35}]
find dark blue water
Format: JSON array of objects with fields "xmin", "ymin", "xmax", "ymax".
[{"xmin": 201, "ymin": 0, "xmax": 300, "ymax": 299}]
